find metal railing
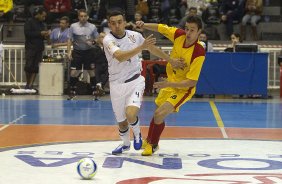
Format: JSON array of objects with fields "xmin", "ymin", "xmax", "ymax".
[
  {"xmin": 0, "ymin": 45, "xmax": 281, "ymax": 89},
  {"xmin": 0, "ymin": 45, "xmax": 67, "ymax": 86}
]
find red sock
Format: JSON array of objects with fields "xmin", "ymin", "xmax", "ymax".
[
  {"xmin": 146, "ymin": 118, "xmax": 155, "ymax": 142},
  {"xmin": 150, "ymin": 122, "xmax": 165, "ymax": 145}
]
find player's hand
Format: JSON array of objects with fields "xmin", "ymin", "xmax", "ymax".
[
  {"xmin": 135, "ymin": 21, "xmax": 144, "ymax": 28},
  {"xmin": 153, "ymin": 81, "xmax": 169, "ymax": 89},
  {"xmin": 169, "ymin": 58, "xmax": 187, "ymax": 69},
  {"xmin": 142, "ymin": 34, "xmax": 156, "ymax": 49}
]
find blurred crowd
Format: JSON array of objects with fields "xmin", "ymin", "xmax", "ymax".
[{"xmin": 0, "ymin": 0, "xmax": 264, "ymax": 41}]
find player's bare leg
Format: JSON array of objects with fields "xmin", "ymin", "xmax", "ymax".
[
  {"xmin": 126, "ymin": 106, "xmax": 142, "ymax": 150},
  {"xmin": 112, "ymin": 120, "xmax": 131, "ymax": 155}
]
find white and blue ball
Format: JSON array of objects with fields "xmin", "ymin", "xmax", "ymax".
[{"xmin": 77, "ymin": 158, "xmax": 97, "ymax": 179}]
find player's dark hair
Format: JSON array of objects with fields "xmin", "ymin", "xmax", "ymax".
[
  {"xmin": 186, "ymin": 15, "xmax": 203, "ymax": 30},
  {"xmin": 107, "ymin": 9, "xmax": 126, "ymax": 20}
]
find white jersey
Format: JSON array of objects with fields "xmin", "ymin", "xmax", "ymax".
[{"xmin": 103, "ymin": 30, "xmax": 145, "ymax": 83}]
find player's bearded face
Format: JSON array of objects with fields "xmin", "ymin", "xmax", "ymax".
[{"xmin": 108, "ymin": 15, "xmax": 126, "ymax": 37}]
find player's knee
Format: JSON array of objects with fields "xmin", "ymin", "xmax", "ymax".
[
  {"xmin": 153, "ymin": 109, "xmax": 166, "ymax": 123},
  {"xmin": 125, "ymin": 113, "xmax": 136, "ymax": 123},
  {"xmin": 118, "ymin": 121, "xmax": 128, "ymax": 131},
  {"xmin": 125, "ymin": 109, "xmax": 138, "ymax": 123}
]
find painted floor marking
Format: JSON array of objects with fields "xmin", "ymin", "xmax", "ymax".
[
  {"xmin": 0, "ymin": 114, "xmax": 26, "ymax": 132},
  {"xmin": 209, "ymin": 101, "xmax": 228, "ymax": 138}
]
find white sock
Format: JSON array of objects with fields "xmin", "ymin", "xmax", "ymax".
[
  {"xmin": 119, "ymin": 128, "xmax": 130, "ymax": 146},
  {"xmin": 129, "ymin": 117, "xmax": 141, "ymax": 139}
]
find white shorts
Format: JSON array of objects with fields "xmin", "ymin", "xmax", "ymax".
[{"xmin": 110, "ymin": 75, "xmax": 145, "ymax": 123}]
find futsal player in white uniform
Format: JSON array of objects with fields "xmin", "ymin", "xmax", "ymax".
[{"xmin": 103, "ymin": 9, "xmax": 185, "ymax": 155}]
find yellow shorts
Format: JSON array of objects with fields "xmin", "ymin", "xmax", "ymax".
[{"xmin": 155, "ymin": 87, "xmax": 195, "ymax": 112}]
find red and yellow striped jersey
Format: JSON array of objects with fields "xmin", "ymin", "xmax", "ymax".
[{"xmin": 158, "ymin": 24, "xmax": 205, "ymax": 86}]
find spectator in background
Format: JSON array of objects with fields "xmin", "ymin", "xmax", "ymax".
[
  {"xmin": 126, "ymin": 0, "xmax": 135, "ymax": 22},
  {"xmin": 177, "ymin": 7, "xmax": 197, "ymax": 29},
  {"xmin": 92, "ymin": 32, "xmax": 109, "ymax": 97},
  {"xmin": 24, "ymin": 7, "xmax": 50, "ymax": 89},
  {"xmin": 220, "ymin": 0, "xmax": 243, "ymax": 37},
  {"xmin": 0, "ymin": 0, "xmax": 14, "ymax": 37},
  {"xmin": 198, "ymin": 30, "xmax": 214, "ymax": 98},
  {"xmin": 49, "ymin": 16, "xmax": 70, "ymax": 48},
  {"xmin": 44, "ymin": 0, "xmax": 72, "ymax": 28},
  {"xmin": 224, "ymin": 32, "xmax": 246, "ymax": 98},
  {"xmin": 199, "ymin": 30, "xmax": 214, "ymax": 52},
  {"xmin": 135, "ymin": 0, "xmax": 149, "ymax": 20},
  {"xmin": 126, "ymin": 11, "xmax": 144, "ymax": 35},
  {"xmin": 160, "ymin": 0, "xmax": 171, "ymax": 24},
  {"xmin": 186, "ymin": 0, "xmax": 208, "ymax": 16},
  {"xmin": 67, "ymin": 9, "xmax": 99, "ymax": 100},
  {"xmin": 89, "ymin": 0, "xmax": 99, "ymax": 22},
  {"xmin": 179, "ymin": 0, "xmax": 188, "ymax": 18},
  {"xmin": 70, "ymin": 0, "xmax": 87, "ymax": 22},
  {"xmin": 23, "ymin": 0, "xmax": 44, "ymax": 19},
  {"xmin": 240, "ymin": 0, "xmax": 262, "ymax": 40},
  {"xmin": 98, "ymin": 0, "xmax": 126, "ymax": 21},
  {"xmin": 224, "ymin": 32, "xmax": 242, "ymax": 52},
  {"xmin": 202, "ymin": 0, "xmax": 221, "ymax": 25}
]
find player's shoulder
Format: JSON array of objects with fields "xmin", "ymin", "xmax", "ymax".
[
  {"xmin": 126, "ymin": 30, "xmax": 143, "ymax": 38},
  {"xmin": 174, "ymin": 28, "xmax": 186, "ymax": 39},
  {"xmin": 104, "ymin": 33, "xmax": 114, "ymax": 40},
  {"xmin": 193, "ymin": 41, "xmax": 206, "ymax": 57},
  {"xmin": 103, "ymin": 33, "xmax": 116, "ymax": 45}
]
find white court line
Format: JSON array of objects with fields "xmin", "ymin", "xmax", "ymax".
[
  {"xmin": 0, "ymin": 125, "xmax": 10, "ymax": 131},
  {"xmin": 0, "ymin": 114, "xmax": 26, "ymax": 132},
  {"xmin": 220, "ymin": 127, "xmax": 228, "ymax": 139}
]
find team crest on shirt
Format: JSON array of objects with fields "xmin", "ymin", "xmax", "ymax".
[
  {"xmin": 128, "ymin": 35, "xmax": 136, "ymax": 43},
  {"xmin": 107, "ymin": 41, "xmax": 116, "ymax": 50}
]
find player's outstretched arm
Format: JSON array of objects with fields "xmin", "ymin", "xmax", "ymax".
[
  {"xmin": 113, "ymin": 34, "xmax": 156, "ymax": 62},
  {"xmin": 136, "ymin": 21, "xmax": 159, "ymax": 32},
  {"xmin": 148, "ymin": 45, "xmax": 186, "ymax": 69}
]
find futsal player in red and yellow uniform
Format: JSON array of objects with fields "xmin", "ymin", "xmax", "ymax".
[{"xmin": 136, "ymin": 16, "xmax": 206, "ymax": 156}]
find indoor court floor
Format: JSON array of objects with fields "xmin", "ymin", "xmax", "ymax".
[{"xmin": 0, "ymin": 94, "xmax": 282, "ymax": 184}]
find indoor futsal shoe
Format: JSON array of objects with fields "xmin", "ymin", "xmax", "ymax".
[
  {"xmin": 141, "ymin": 139, "xmax": 148, "ymax": 149},
  {"xmin": 141, "ymin": 143, "xmax": 159, "ymax": 156},
  {"xmin": 112, "ymin": 144, "xmax": 131, "ymax": 155},
  {"xmin": 133, "ymin": 133, "xmax": 142, "ymax": 150}
]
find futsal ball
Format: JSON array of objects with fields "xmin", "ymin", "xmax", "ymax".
[{"xmin": 77, "ymin": 158, "xmax": 97, "ymax": 179}]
